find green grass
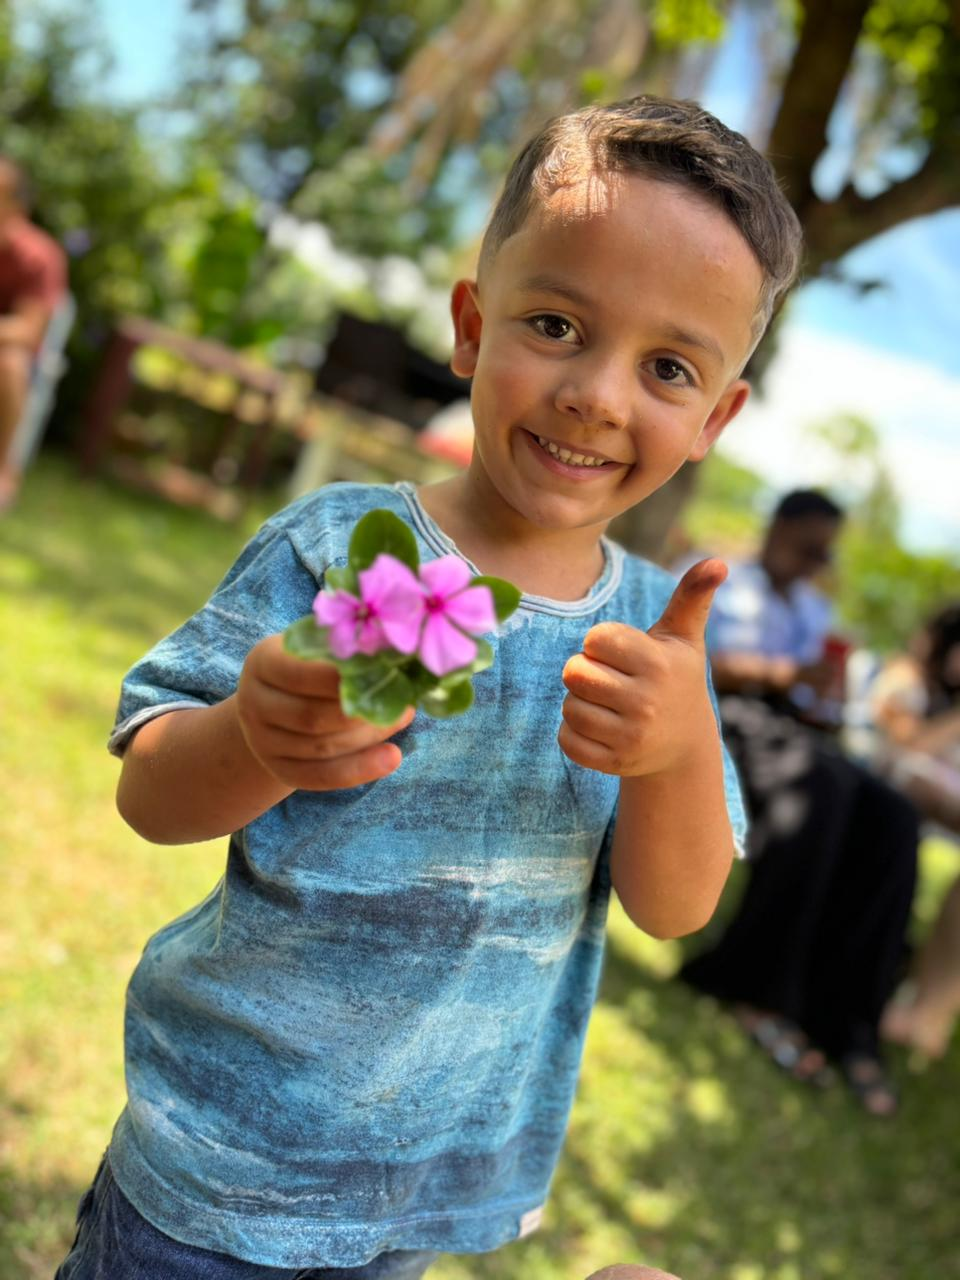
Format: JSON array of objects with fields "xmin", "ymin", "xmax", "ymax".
[{"xmin": 1, "ymin": 457, "xmax": 958, "ymax": 1279}]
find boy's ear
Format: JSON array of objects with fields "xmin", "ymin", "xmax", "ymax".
[
  {"xmin": 688, "ymin": 378, "xmax": 750, "ymax": 463},
  {"xmin": 450, "ymin": 279, "xmax": 482, "ymax": 378}
]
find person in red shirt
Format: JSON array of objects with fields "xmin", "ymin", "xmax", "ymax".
[{"xmin": 0, "ymin": 155, "xmax": 67, "ymax": 508}]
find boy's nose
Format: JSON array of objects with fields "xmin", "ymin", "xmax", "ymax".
[{"xmin": 554, "ymin": 365, "xmax": 632, "ymax": 431}]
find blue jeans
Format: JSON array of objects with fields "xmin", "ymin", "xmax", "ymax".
[{"xmin": 56, "ymin": 1154, "xmax": 440, "ymax": 1280}]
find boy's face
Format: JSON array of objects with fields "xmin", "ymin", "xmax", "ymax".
[{"xmin": 450, "ymin": 172, "xmax": 762, "ymax": 536}]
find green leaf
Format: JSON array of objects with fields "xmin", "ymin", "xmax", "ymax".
[
  {"xmin": 348, "ymin": 509, "xmax": 420, "ymax": 573},
  {"xmin": 340, "ymin": 662, "xmax": 415, "ymax": 725},
  {"xmin": 470, "ymin": 575, "xmax": 521, "ymax": 622},
  {"xmin": 420, "ymin": 679, "xmax": 475, "ymax": 718},
  {"xmin": 467, "ymin": 637, "xmax": 494, "ymax": 676},
  {"xmin": 323, "ymin": 564, "xmax": 358, "ymax": 593},
  {"xmin": 403, "ymin": 659, "xmax": 439, "ymax": 700},
  {"xmin": 283, "ymin": 615, "xmax": 334, "ymax": 661}
]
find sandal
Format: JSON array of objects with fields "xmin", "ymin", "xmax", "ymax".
[
  {"xmin": 839, "ymin": 1052, "xmax": 899, "ymax": 1118},
  {"xmin": 734, "ymin": 1006, "xmax": 835, "ymax": 1088}
]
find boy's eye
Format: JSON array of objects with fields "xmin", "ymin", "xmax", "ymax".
[
  {"xmin": 529, "ymin": 314, "xmax": 578, "ymax": 343},
  {"xmin": 651, "ymin": 357, "xmax": 693, "ymax": 386}
]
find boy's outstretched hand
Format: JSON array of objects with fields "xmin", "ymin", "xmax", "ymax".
[
  {"xmin": 559, "ymin": 560, "xmax": 727, "ymax": 777},
  {"xmin": 236, "ymin": 634, "xmax": 415, "ymax": 792}
]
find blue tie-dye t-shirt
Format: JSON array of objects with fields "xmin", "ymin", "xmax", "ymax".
[{"xmin": 106, "ymin": 481, "xmax": 747, "ymax": 1269}]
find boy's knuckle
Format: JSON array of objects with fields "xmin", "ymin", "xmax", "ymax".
[
  {"xmin": 310, "ymin": 734, "xmax": 341, "ymax": 761},
  {"xmin": 628, "ymin": 696, "xmax": 655, "ymax": 726},
  {"xmin": 294, "ymin": 701, "xmax": 326, "ymax": 734}
]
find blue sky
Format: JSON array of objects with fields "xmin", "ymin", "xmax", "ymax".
[
  {"xmin": 95, "ymin": 0, "xmax": 190, "ymax": 101},
  {"xmin": 88, "ymin": 0, "xmax": 960, "ymax": 550}
]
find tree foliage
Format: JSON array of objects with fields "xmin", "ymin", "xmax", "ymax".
[
  {"xmin": 799, "ymin": 413, "xmax": 960, "ymax": 651},
  {"xmin": 183, "ymin": 0, "xmax": 728, "ymax": 258},
  {"xmin": 181, "ymin": 0, "xmax": 960, "ymax": 275}
]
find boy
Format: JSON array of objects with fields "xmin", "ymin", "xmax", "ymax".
[{"xmin": 57, "ymin": 97, "xmax": 801, "ymax": 1278}]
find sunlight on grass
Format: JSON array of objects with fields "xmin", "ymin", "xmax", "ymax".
[{"xmin": 2, "ymin": 458, "xmax": 959, "ymax": 1280}]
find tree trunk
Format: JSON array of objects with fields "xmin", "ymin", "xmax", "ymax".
[
  {"xmin": 765, "ymin": 0, "xmax": 872, "ymax": 217},
  {"xmin": 607, "ymin": 461, "xmax": 700, "ymax": 564}
]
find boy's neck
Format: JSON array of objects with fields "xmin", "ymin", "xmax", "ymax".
[{"xmin": 416, "ymin": 474, "xmax": 608, "ymax": 602}]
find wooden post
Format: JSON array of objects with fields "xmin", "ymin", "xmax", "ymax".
[{"xmin": 78, "ymin": 326, "xmax": 141, "ymax": 474}]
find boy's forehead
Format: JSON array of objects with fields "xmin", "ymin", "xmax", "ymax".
[
  {"xmin": 537, "ymin": 170, "xmax": 622, "ymax": 225},
  {"xmin": 490, "ymin": 172, "xmax": 760, "ymax": 286},
  {"xmin": 484, "ymin": 172, "xmax": 764, "ymax": 367}
]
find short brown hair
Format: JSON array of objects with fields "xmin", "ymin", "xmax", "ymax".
[{"xmin": 479, "ymin": 96, "xmax": 802, "ymax": 342}]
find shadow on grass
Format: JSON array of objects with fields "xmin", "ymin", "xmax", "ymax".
[
  {"xmin": 0, "ymin": 1147, "xmax": 86, "ymax": 1280},
  {"xmin": 576, "ymin": 935, "xmax": 957, "ymax": 1280},
  {"xmin": 454, "ymin": 914, "xmax": 959, "ymax": 1280}
]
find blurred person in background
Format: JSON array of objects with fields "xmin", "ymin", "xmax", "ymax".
[
  {"xmin": 872, "ymin": 603, "xmax": 960, "ymax": 1059},
  {"xmin": 680, "ymin": 490, "xmax": 919, "ymax": 1116},
  {"xmin": 0, "ymin": 154, "xmax": 67, "ymax": 510}
]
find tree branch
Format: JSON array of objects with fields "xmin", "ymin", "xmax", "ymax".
[
  {"xmin": 766, "ymin": 0, "xmax": 872, "ymax": 215},
  {"xmin": 803, "ymin": 146, "xmax": 960, "ymax": 269}
]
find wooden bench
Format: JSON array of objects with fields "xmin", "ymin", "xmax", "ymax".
[{"xmin": 80, "ymin": 316, "xmax": 459, "ymax": 518}]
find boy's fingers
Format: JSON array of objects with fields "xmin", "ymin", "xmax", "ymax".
[
  {"xmin": 577, "ymin": 623, "xmax": 655, "ymax": 678},
  {"xmin": 255, "ymin": 685, "xmax": 352, "ymax": 735},
  {"xmin": 252, "ymin": 634, "xmax": 342, "ymax": 696},
  {"xmin": 648, "ymin": 558, "xmax": 727, "ymax": 647},
  {"xmin": 563, "ymin": 648, "xmax": 634, "ymax": 704},
  {"xmin": 257, "ymin": 688, "xmax": 415, "ymax": 739},
  {"xmin": 257, "ymin": 707, "xmax": 415, "ymax": 761},
  {"xmin": 274, "ymin": 742, "xmax": 405, "ymax": 791}
]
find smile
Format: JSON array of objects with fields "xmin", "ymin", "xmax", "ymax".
[{"xmin": 534, "ymin": 435, "xmax": 614, "ymax": 468}]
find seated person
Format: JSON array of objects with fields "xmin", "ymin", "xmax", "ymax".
[
  {"xmin": 0, "ymin": 154, "xmax": 67, "ymax": 509},
  {"xmin": 681, "ymin": 490, "xmax": 919, "ymax": 1116},
  {"xmin": 873, "ymin": 603, "xmax": 960, "ymax": 1058}
]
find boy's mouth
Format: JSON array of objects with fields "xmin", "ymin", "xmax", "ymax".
[{"xmin": 527, "ymin": 430, "xmax": 622, "ymax": 470}]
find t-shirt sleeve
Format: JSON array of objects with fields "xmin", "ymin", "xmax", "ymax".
[{"xmin": 108, "ymin": 524, "xmax": 319, "ymax": 757}]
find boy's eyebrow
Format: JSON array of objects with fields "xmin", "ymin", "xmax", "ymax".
[
  {"xmin": 659, "ymin": 323, "xmax": 726, "ymax": 367},
  {"xmin": 517, "ymin": 274, "xmax": 593, "ymax": 309},
  {"xmin": 517, "ymin": 274, "xmax": 727, "ymax": 366}
]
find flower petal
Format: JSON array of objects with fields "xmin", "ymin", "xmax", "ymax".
[
  {"xmin": 360, "ymin": 554, "xmax": 425, "ymax": 654},
  {"xmin": 355, "ymin": 616, "xmax": 387, "ymax": 655},
  {"xmin": 441, "ymin": 584, "xmax": 496, "ymax": 636},
  {"xmin": 360, "ymin": 554, "xmax": 422, "ymax": 605},
  {"xmin": 419, "ymin": 613, "xmax": 478, "ymax": 677},
  {"xmin": 313, "ymin": 589, "xmax": 359, "ymax": 627},
  {"xmin": 419, "ymin": 554, "xmax": 473, "ymax": 599},
  {"xmin": 327, "ymin": 618, "xmax": 360, "ymax": 659}
]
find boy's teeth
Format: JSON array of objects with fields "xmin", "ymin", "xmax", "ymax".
[{"xmin": 536, "ymin": 436, "xmax": 606, "ymax": 467}]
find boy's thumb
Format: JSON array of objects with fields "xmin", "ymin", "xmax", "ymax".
[{"xmin": 648, "ymin": 558, "xmax": 727, "ymax": 647}]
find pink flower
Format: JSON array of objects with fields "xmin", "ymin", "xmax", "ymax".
[
  {"xmin": 313, "ymin": 554, "xmax": 425, "ymax": 659},
  {"xmin": 417, "ymin": 556, "xmax": 497, "ymax": 676}
]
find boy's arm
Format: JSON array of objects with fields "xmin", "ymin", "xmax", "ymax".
[
  {"xmin": 117, "ymin": 635, "xmax": 414, "ymax": 845},
  {"xmin": 608, "ymin": 740, "xmax": 732, "ymax": 939},
  {"xmin": 559, "ymin": 561, "xmax": 736, "ymax": 939},
  {"xmin": 117, "ymin": 695, "xmax": 292, "ymax": 845}
]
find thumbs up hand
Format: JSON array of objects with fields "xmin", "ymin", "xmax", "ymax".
[{"xmin": 559, "ymin": 559, "xmax": 726, "ymax": 778}]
